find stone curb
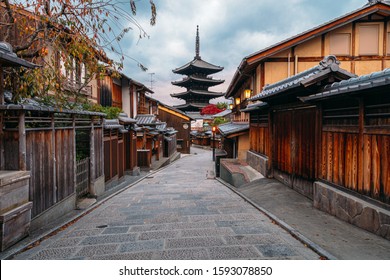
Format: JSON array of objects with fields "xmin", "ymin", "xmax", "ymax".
[{"xmin": 216, "ymin": 177, "xmax": 338, "ymax": 260}]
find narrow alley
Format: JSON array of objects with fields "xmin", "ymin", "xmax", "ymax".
[{"xmin": 12, "ymin": 147, "xmax": 319, "ymax": 260}]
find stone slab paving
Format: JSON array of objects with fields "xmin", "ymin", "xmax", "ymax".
[{"xmin": 13, "ymin": 147, "xmax": 320, "ymax": 260}]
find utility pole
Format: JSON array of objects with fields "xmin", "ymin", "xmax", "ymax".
[{"xmin": 149, "ymin": 73, "xmax": 155, "ymax": 90}]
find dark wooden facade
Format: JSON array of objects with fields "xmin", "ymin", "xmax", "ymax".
[
  {"xmin": 157, "ymin": 104, "xmax": 191, "ymax": 154},
  {"xmin": 248, "ymin": 58, "xmax": 390, "ymax": 205},
  {"xmin": 103, "ymin": 119, "xmax": 133, "ymax": 185},
  {"xmin": 247, "ymin": 56, "xmax": 356, "ymax": 197},
  {"xmin": 0, "ymin": 106, "xmax": 104, "ymax": 218},
  {"xmin": 104, "ymin": 128, "xmax": 122, "ymax": 183},
  {"xmin": 305, "ymin": 83, "xmax": 390, "ymax": 204}
]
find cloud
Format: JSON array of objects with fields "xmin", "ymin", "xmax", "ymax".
[{"xmin": 114, "ymin": 0, "xmax": 367, "ymax": 106}]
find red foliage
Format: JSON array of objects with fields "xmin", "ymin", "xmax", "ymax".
[{"xmin": 200, "ymin": 104, "xmax": 224, "ymax": 115}]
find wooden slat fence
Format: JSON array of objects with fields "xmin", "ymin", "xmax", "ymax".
[
  {"xmin": 0, "ymin": 109, "xmax": 104, "ymax": 218},
  {"xmin": 76, "ymin": 157, "xmax": 90, "ymax": 198},
  {"xmin": 320, "ymin": 98, "xmax": 390, "ymax": 204}
]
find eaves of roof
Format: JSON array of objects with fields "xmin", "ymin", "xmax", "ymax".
[
  {"xmin": 158, "ymin": 104, "xmax": 193, "ymax": 121},
  {"xmin": 136, "ymin": 114, "xmax": 156, "ymax": 125},
  {"xmin": 171, "ymin": 89, "xmax": 225, "ymax": 98},
  {"xmin": 241, "ymin": 102, "xmax": 268, "ymax": 112},
  {"xmin": 218, "ymin": 122, "xmax": 250, "ymax": 137},
  {"xmin": 173, "ymin": 57, "xmax": 224, "ymax": 74},
  {"xmin": 172, "ymin": 75, "xmax": 224, "ymax": 87},
  {"xmin": 0, "ymin": 42, "xmax": 39, "ymax": 68},
  {"xmin": 249, "ymin": 56, "xmax": 356, "ymax": 102},
  {"xmin": 301, "ymin": 67, "xmax": 390, "ymax": 102}
]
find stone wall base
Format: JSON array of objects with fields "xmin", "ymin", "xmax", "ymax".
[
  {"xmin": 220, "ymin": 159, "xmax": 248, "ymax": 188},
  {"xmin": 30, "ymin": 193, "xmax": 76, "ymax": 232},
  {"xmin": 246, "ymin": 151, "xmax": 269, "ymax": 177},
  {"xmin": 90, "ymin": 175, "xmax": 105, "ymax": 197},
  {"xmin": 314, "ymin": 181, "xmax": 390, "ymax": 240}
]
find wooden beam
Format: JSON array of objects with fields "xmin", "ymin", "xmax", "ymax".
[
  {"xmin": 18, "ymin": 111, "xmax": 26, "ymax": 171},
  {"xmin": 383, "ymin": 19, "xmax": 388, "ymax": 69},
  {"xmin": 0, "ymin": 67, "xmax": 4, "ymax": 105},
  {"xmin": 51, "ymin": 113, "xmax": 57, "ymax": 204},
  {"xmin": 358, "ymin": 98, "xmax": 364, "ymax": 193}
]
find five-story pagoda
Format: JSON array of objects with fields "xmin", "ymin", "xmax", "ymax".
[{"xmin": 171, "ymin": 26, "xmax": 224, "ymax": 112}]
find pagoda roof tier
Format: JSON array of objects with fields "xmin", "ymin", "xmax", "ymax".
[
  {"xmin": 172, "ymin": 75, "xmax": 224, "ymax": 88},
  {"xmin": 173, "ymin": 102, "xmax": 209, "ymax": 112},
  {"xmin": 173, "ymin": 57, "xmax": 224, "ymax": 76},
  {"xmin": 171, "ymin": 89, "xmax": 224, "ymax": 100}
]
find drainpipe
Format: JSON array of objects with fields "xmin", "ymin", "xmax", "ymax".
[{"xmin": 295, "ymin": 55, "xmax": 299, "ymax": 75}]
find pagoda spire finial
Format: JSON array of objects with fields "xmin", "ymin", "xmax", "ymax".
[{"xmin": 195, "ymin": 25, "xmax": 200, "ymax": 59}]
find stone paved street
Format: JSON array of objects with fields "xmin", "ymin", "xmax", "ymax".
[{"xmin": 13, "ymin": 147, "xmax": 319, "ymax": 260}]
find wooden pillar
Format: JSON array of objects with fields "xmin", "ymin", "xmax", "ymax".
[
  {"xmin": 89, "ymin": 116, "xmax": 96, "ymax": 195},
  {"xmin": 351, "ymin": 22, "xmax": 356, "ymax": 74},
  {"xmin": 0, "ymin": 110, "xmax": 4, "ymax": 170},
  {"xmin": 72, "ymin": 114, "xmax": 77, "ymax": 195},
  {"xmin": 51, "ymin": 113, "xmax": 57, "ymax": 203},
  {"xmin": 268, "ymin": 109, "xmax": 274, "ymax": 177},
  {"xmin": 18, "ymin": 111, "xmax": 26, "ymax": 171},
  {"xmin": 383, "ymin": 20, "xmax": 388, "ymax": 70},
  {"xmin": 100, "ymin": 117, "xmax": 104, "ymax": 178},
  {"xmin": 358, "ymin": 98, "xmax": 364, "ymax": 193},
  {"xmin": 315, "ymin": 104, "xmax": 322, "ymax": 179},
  {"xmin": 0, "ymin": 67, "xmax": 4, "ymax": 105}
]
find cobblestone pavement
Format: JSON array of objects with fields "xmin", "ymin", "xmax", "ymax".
[{"xmin": 13, "ymin": 147, "xmax": 320, "ymax": 260}]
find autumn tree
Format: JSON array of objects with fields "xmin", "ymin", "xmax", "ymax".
[
  {"xmin": 0, "ymin": 0, "xmax": 156, "ymax": 106},
  {"xmin": 200, "ymin": 104, "xmax": 224, "ymax": 116}
]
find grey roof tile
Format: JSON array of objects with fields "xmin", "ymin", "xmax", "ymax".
[
  {"xmin": 218, "ymin": 122, "xmax": 249, "ymax": 137},
  {"xmin": 135, "ymin": 114, "xmax": 156, "ymax": 125},
  {"xmin": 250, "ymin": 56, "xmax": 353, "ymax": 101},
  {"xmin": 302, "ymin": 67, "xmax": 390, "ymax": 102}
]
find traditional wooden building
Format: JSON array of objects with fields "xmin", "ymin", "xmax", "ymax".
[
  {"xmin": 171, "ymin": 26, "xmax": 224, "ymax": 112},
  {"xmin": 245, "ymin": 56, "xmax": 390, "ymax": 240},
  {"xmin": 135, "ymin": 114, "xmax": 166, "ymax": 168},
  {"xmin": 225, "ymin": 0, "xmax": 390, "ymax": 162},
  {"xmin": 247, "ymin": 56, "xmax": 355, "ymax": 197},
  {"xmin": 154, "ymin": 99, "xmax": 192, "ymax": 154},
  {"xmin": 301, "ymin": 68, "xmax": 390, "ymax": 240}
]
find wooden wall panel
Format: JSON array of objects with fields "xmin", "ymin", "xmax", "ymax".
[
  {"xmin": 94, "ymin": 128, "xmax": 103, "ymax": 179},
  {"xmin": 321, "ymin": 130, "xmax": 389, "ymax": 204},
  {"xmin": 55, "ymin": 129, "xmax": 75, "ymax": 201},
  {"xmin": 273, "ymin": 111, "xmax": 292, "ymax": 173},
  {"xmin": 382, "ymin": 135, "xmax": 390, "ymax": 203},
  {"xmin": 249, "ymin": 125, "xmax": 269, "ymax": 156},
  {"xmin": 26, "ymin": 130, "xmax": 54, "ymax": 218},
  {"xmin": 3, "ymin": 131, "xmax": 19, "ymax": 170}
]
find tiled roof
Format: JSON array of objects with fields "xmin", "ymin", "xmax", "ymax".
[
  {"xmin": 173, "ymin": 103, "xmax": 208, "ymax": 111},
  {"xmin": 173, "ymin": 58, "xmax": 223, "ymax": 75},
  {"xmin": 118, "ymin": 113, "xmax": 136, "ymax": 124},
  {"xmin": 0, "ymin": 98, "xmax": 106, "ymax": 116},
  {"xmin": 0, "ymin": 42, "xmax": 38, "ymax": 68},
  {"xmin": 213, "ymin": 109, "xmax": 232, "ymax": 118},
  {"xmin": 172, "ymin": 75, "xmax": 224, "ymax": 87},
  {"xmin": 171, "ymin": 89, "xmax": 225, "ymax": 98},
  {"xmin": 103, "ymin": 119, "xmax": 127, "ymax": 133},
  {"xmin": 135, "ymin": 114, "xmax": 156, "ymax": 125},
  {"xmin": 302, "ymin": 68, "xmax": 390, "ymax": 102},
  {"xmin": 241, "ymin": 102, "xmax": 268, "ymax": 112},
  {"xmin": 156, "ymin": 123, "xmax": 167, "ymax": 131},
  {"xmin": 218, "ymin": 122, "xmax": 249, "ymax": 137},
  {"xmin": 250, "ymin": 56, "xmax": 355, "ymax": 101}
]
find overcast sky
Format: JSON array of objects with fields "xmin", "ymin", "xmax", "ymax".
[{"xmin": 117, "ymin": 0, "xmax": 370, "ymax": 106}]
